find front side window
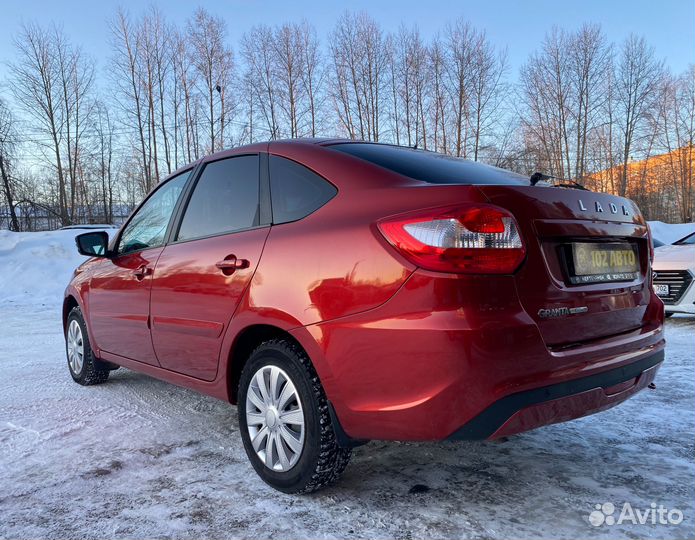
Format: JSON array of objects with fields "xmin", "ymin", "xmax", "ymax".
[
  {"xmin": 118, "ymin": 172, "xmax": 190, "ymax": 254},
  {"xmin": 177, "ymin": 155, "xmax": 260, "ymax": 241},
  {"xmin": 270, "ymin": 156, "xmax": 337, "ymax": 224}
]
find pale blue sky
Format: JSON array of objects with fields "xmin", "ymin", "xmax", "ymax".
[{"xmin": 0, "ymin": 0, "xmax": 692, "ymax": 83}]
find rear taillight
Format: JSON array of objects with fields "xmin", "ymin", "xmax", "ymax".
[{"xmin": 378, "ymin": 204, "xmax": 526, "ymax": 274}]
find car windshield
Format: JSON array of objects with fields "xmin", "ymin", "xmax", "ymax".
[{"xmin": 674, "ymin": 232, "xmax": 695, "ymax": 245}]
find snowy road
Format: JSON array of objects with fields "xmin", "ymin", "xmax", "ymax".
[{"xmin": 1, "ymin": 302, "xmax": 693, "ymax": 539}]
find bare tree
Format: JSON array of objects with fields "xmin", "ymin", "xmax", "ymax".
[
  {"xmin": 519, "ymin": 28, "xmax": 574, "ymax": 176},
  {"xmin": 10, "ymin": 23, "xmax": 93, "ymax": 225},
  {"xmin": 2, "ymin": 8, "xmax": 692, "ymax": 230},
  {"xmin": 0, "ymin": 99, "xmax": 20, "ymax": 231},
  {"xmin": 519, "ymin": 26, "xmax": 614, "ymax": 181},
  {"xmin": 330, "ymin": 12, "xmax": 388, "ymax": 141},
  {"xmin": 469, "ymin": 35, "xmax": 508, "ymax": 161},
  {"xmin": 270, "ymin": 21, "xmax": 324, "ymax": 138},
  {"xmin": 142, "ymin": 7, "xmax": 172, "ymax": 176},
  {"xmin": 55, "ymin": 27, "xmax": 95, "ymax": 217},
  {"xmin": 171, "ymin": 28, "xmax": 200, "ymax": 163},
  {"xmin": 111, "ymin": 9, "xmax": 152, "ymax": 192},
  {"xmin": 429, "ymin": 37, "xmax": 449, "ymax": 153},
  {"xmin": 393, "ymin": 25, "xmax": 429, "ymax": 148},
  {"xmin": 445, "ymin": 20, "xmax": 479, "ymax": 157},
  {"xmin": 92, "ymin": 102, "xmax": 116, "ymax": 223},
  {"xmin": 10, "ymin": 23, "xmax": 69, "ymax": 224},
  {"xmin": 188, "ymin": 8, "xmax": 234, "ymax": 153},
  {"xmin": 661, "ymin": 66, "xmax": 695, "ymax": 221},
  {"xmin": 569, "ymin": 24, "xmax": 611, "ymax": 178},
  {"xmin": 614, "ymin": 35, "xmax": 664, "ymax": 196},
  {"xmin": 242, "ymin": 25, "xmax": 280, "ymax": 138},
  {"xmin": 273, "ymin": 23, "xmax": 303, "ymax": 137},
  {"xmin": 298, "ymin": 21, "xmax": 323, "ymax": 137}
]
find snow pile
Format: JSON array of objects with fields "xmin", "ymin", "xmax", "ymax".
[
  {"xmin": 0, "ymin": 229, "xmax": 109, "ymax": 305},
  {"xmin": 648, "ymin": 221, "xmax": 695, "ymax": 245}
]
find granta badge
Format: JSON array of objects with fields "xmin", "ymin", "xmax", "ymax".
[{"xmin": 538, "ymin": 306, "xmax": 589, "ymax": 319}]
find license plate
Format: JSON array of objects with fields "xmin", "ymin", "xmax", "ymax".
[
  {"xmin": 654, "ymin": 284, "xmax": 669, "ymax": 296},
  {"xmin": 569, "ymin": 242, "xmax": 639, "ymax": 284}
]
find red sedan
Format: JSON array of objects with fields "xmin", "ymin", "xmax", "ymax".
[{"xmin": 64, "ymin": 139, "xmax": 665, "ymax": 493}]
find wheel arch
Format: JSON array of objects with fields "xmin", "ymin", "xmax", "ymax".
[
  {"xmin": 226, "ymin": 324, "xmax": 308, "ymax": 404},
  {"xmin": 62, "ymin": 288, "xmax": 101, "ymax": 359},
  {"xmin": 62, "ymin": 294, "xmax": 80, "ymax": 333}
]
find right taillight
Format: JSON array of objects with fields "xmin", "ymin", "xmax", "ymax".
[{"xmin": 377, "ymin": 204, "xmax": 526, "ymax": 274}]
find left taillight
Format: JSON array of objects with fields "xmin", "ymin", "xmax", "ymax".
[{"xmin": 377, "ymin": 204, "xmax": 526, "ymax": 274}]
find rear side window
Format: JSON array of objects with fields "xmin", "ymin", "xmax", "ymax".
[
  {"xmin": 177, "ymin": 155, "xmax": 260, "ymax": 241},
  {"xmin": 270, "ymin": 156, "xmax": 337, "ymax": 223},
  {"xmin": 329, "ymin": 143, "xmax": 527, "ymax": 185}
]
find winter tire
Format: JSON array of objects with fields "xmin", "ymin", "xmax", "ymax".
[
  {"xmin": 238, "ymin": 338, "xmax": 351, "ymax": 493},
  {"xmin": 66, "ymin": 306, "xmax": 111, "ymax": 385}
]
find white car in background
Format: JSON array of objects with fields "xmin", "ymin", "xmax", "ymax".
[{"xmin": 653, "ymin": 231, "xmax": 695, "ymax": 316}]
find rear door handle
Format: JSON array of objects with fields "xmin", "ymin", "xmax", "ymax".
[
  {"xmin": 132, "ymin": 265, "xmax": 153, "ymax": 281},
  {"xmin": 215, "ymin": 255, "xmax": 250, "ymax": 275}
]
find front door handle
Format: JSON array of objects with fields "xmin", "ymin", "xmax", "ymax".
[
  {"xmin": 215, "ymin": 255, "xmax": 250, "ymax": 275},
  {"xmin": 132, "ymin": 265, "xmax": 153, "ymax": 281}
]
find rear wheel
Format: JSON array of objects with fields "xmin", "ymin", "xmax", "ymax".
[
  {"xmin": 238, "ymin": 339, "xmax": 351, "ymax": 493},
  {"xmin": 66, "ymin": 307, "xmax": 110, "ymax": 385}
]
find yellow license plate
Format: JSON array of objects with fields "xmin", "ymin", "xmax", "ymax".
[{"xmin": 570, "ymin": 243, "xmax": 639, "ymax": 284}]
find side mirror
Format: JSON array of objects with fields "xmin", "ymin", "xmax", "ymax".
[{"xmin": 75, "ymin": 231, "xmax": 110, "ymax": 258}]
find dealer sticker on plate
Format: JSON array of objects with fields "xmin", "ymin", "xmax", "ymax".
[{"xmin": 570, "ymin": 242, "xmax": 640, "ymax": 284}]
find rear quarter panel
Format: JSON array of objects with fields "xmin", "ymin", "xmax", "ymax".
[{"xmin": 250, "ymin": 142, "xmax": 496, "ymax": 327}]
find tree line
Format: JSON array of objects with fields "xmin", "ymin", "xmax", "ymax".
[{"xmin": 0, "ymin": 7, "xmax": 693, "ymax": 231}]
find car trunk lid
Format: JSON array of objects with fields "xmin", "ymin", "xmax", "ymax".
[{"xmin": 478, "ymin": 185, "xmax": 651, "ymax": 347}]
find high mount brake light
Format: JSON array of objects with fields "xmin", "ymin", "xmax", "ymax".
[{"xmin": 378, "ymin": 204, "xmax": 526, "ymax": 274}]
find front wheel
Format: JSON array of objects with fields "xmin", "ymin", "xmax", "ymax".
[
  {"xmin": 238, "ymin": 339, "xmax": 351, "ymax": 493},
  {"xmin": 65, "ymin": 307, "xmax": 110, "ymax": 385}
]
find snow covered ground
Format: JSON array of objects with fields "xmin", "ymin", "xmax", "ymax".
[{"xmin": 1, "ymin": 228, "xmax": 694, "ymax": 539}]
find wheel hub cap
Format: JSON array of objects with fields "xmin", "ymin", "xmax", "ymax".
[
  {"xmin": 265, "ymin": 408, "xmax": 278, "ymax": 429},
  {"xmin": 245, "ymin": 365, "xmax": 305, "ymax": 472},
  {"xmin": 66, "ymin": 320, "xmax": 84, "ymax": 375}
]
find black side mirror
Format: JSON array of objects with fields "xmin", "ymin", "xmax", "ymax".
[{"xmin": 75, "ymin": 231, "xmax": 110, "ymax": 257}]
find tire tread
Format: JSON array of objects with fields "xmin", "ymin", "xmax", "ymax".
[
  {"xmin": 246, "ymin": 338, "xmax": 351, "ymax": 493},
  {"xmin": 67, "ymin": 306, "xmax": 110, "ymax": 386}
]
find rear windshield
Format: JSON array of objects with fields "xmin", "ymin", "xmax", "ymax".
[{"xmin": 329, "ymin": 143, "xmax": 528, "ymax": 185}]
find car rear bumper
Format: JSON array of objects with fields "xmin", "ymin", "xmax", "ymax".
[
  {"xmin": 307, "ymin": 272, "xmax": 666, "ymax": 442},
  {"xmin": 448, "ymin": 349, "xmax": 663, "ymax": 440}
]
